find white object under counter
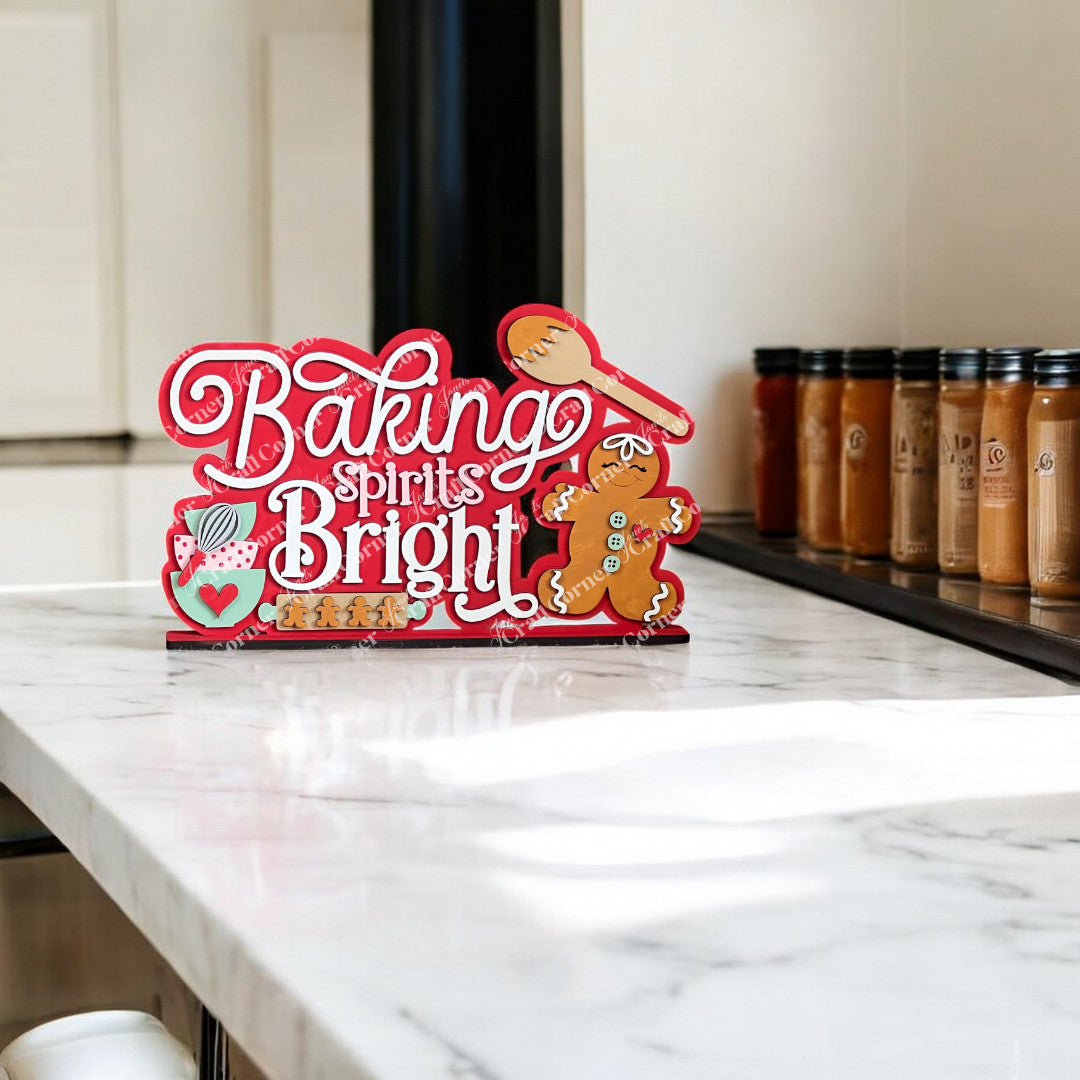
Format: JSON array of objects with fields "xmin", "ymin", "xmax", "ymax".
[{"xmin": 1, "ymin": 534, "xmax": 1079, "ymax": 1079}]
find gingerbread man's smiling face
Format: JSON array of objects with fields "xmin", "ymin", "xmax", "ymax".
[{"xmin": 586, "ymin": 433, "xmax": 661, "ymax": 492}]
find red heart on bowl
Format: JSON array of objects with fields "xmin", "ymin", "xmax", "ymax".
[{"xmin": 199, "ymin": 582, "xmax": 239, "ymax": 617}]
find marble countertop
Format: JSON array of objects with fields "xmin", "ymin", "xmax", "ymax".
[{"xmin": 2, "ymin": 461, "xmax": 1080, "ymax": 1079}]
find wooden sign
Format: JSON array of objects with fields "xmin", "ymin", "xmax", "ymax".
[{"xmin": 160, "ymin": 304, "xmax": 697, "ymax": 649}]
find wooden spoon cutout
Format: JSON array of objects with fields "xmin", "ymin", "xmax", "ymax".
[{"xmin": 506, "ymin": 315, "xmax": 690, "ymax": 437}]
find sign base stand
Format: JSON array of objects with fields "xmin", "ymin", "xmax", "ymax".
[{"xmin": 165, "ymin": 625, "xmax": 690, "ymax": 651}]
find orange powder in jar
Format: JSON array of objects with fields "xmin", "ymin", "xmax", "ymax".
[
  {"xmin": 840, "ymin": 347, "xmax": 895, "ymax": 557},
  {"xmin": 979, "ymin": 347, "xmax": 1037, "ymax": 586},
  {"xmin": 1029, "ymin": 350, "xmax": 1080, "ymax": 601}
]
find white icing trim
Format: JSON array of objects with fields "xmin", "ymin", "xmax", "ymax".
[
  {"xmin": 600, "ymin": 433, "xmax": 655, "ymax": 462},
  {"xmin": 551, "ymin": 485, "xmax": 575, "ymax": 521},
  {"xmin": 548, "ymin": 569, "xmax": 568, "ymax": 614},
  {"xmin": 668, "ymin": 497, "xmax": 685, "ymax": 533},
  {"xmin": 643, "ymin": 582, "xmax": 669, "ymax": 623}
]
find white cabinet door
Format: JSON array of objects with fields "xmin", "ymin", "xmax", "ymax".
[
  {"xmin": 117, "ymin": 0, "xmax": 372, "ymax": 438},
  {"xmin": 0, "ymin": 0, "xmax": 121, "ymax": 438},
  {"xmin": 0, "ymin": 0, "xmax": 371, "ymax": 440}
]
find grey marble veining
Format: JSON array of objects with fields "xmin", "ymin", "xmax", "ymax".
[{"xmin": 0, "ymin": 462, "xmax": 1079, "ymax": 1078}]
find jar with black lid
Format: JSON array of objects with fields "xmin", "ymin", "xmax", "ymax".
[
  {"xmin": 752, "ymin": 347, "xmax": 799, "ymax": 534},
  {"xmin": 840, "ymin": 347, "xmax": 895, "ymax": 557},
  {"xmin": 938, "ymin": 348, "xmax": 986, "ymax": 574},
  {"xmin": 890, "ymin": 348, "xmax": 940, "ymax": 568},
  {"xmin": 797, "ymin": 349, "xmax": 843, "ymax": 550},
  {"xmin": 1029, "ymin": 350, "xmax": 1080, "ymax": 600},
  {"xmin": 979, "ymin": 347, "xmax": 1038, "ymax": 586}
]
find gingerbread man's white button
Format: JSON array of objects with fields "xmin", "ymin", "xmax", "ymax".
[
  {"xmin": 602, "ymin": 554, "xmax": 621, "ymax": 574},
  {"xmin": 606, "ymin": 532, "xmax": 625, "ymax": 551},
  {"xmin": 608, "ymin": 511, "xmax": 627, "ymax": 528}
]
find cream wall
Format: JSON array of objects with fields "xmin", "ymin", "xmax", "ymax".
[
  {"xmin": 902, "ymin": 0, "xmax": 1080, "ymax": 347},
  {"xmin": 574, "ymin": 0, "xmax": 1080, "ymax": 512}
]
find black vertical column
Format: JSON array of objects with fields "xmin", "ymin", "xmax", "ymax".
[
  {"xmin": 372, "ymin": 0, "xmax": 563, "ymax": 381},
  {"xmin": 371, "ymin": 1, "xmax": 415, "ymax": 344},
  {"xmin": 534, "ymin": 0, "xmax": 564, "ymax": 305}
]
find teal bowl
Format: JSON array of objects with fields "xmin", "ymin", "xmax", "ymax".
[{"xmin": 170, "ymin": 568, "xmax": 266, "ymax": 629}]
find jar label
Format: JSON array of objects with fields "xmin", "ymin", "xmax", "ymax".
[
  {"xmin": 844, "ymin": 423, "xmax": 868, "ymax": 460},
  {"xmin": 981, "ymin": 437, "xmax": 1018, "ymax": 504},
  {"xmin": 940, "ymin": 429, "xmax": 979, "ymax": 493},
  {"xmin": 938, "ymin": 404, "xmax": 981, "ymax": 569},
  {"xmin": 893, "ymin": 399, "xmax": 936, "ymax": 477}
]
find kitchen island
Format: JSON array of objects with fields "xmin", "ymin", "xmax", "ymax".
[{"xmin": 2, "ymin": 519, "xmax": 1080, "ymax": 1078}]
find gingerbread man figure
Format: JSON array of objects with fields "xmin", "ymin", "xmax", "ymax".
[{"xmin": 536, "ymin": 432, "xmax": 696, "ymax": 623}]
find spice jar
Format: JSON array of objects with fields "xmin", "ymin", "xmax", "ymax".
[
  {"xmin": 797, "ymin": 349, "xmax": 843, "ymax": 550},
  {"xmin": 979, "ymin": 347, "xmax": 1038, "ymax": 586},
  {"xmin": 1029, "ymin": 350, "xmax": 1080, "ymax": 601},
  {"xmin": 840, "ymin": 347, "xmax": 895, "ymax": 557},
  {"xmin": 890, "ymin": 348, "xmax": 940, "ymax": 568},
  {"xmin": 938, "ymin": 348, "xmax": 985, "ymax": 575},
  {"xmin": 752, "ymin": 347, "xmax": 799, "ymax": 535}
]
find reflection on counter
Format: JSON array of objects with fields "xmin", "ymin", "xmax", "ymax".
[
  {"xmin": 977, "ymin": 585, "xmax": 1036, "ymax": 623},
  {"xmin": 937, "ymin": 576, "xmax": 981, "ymax": 607},
  {"xmin": 1030, "ymin": 597, "xmax": 1080, "ymax": 636}
]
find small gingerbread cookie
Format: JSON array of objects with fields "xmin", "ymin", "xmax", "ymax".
[{"xmin": 536, "ymin": 431, "xmax": 695, "ymax": 623}]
